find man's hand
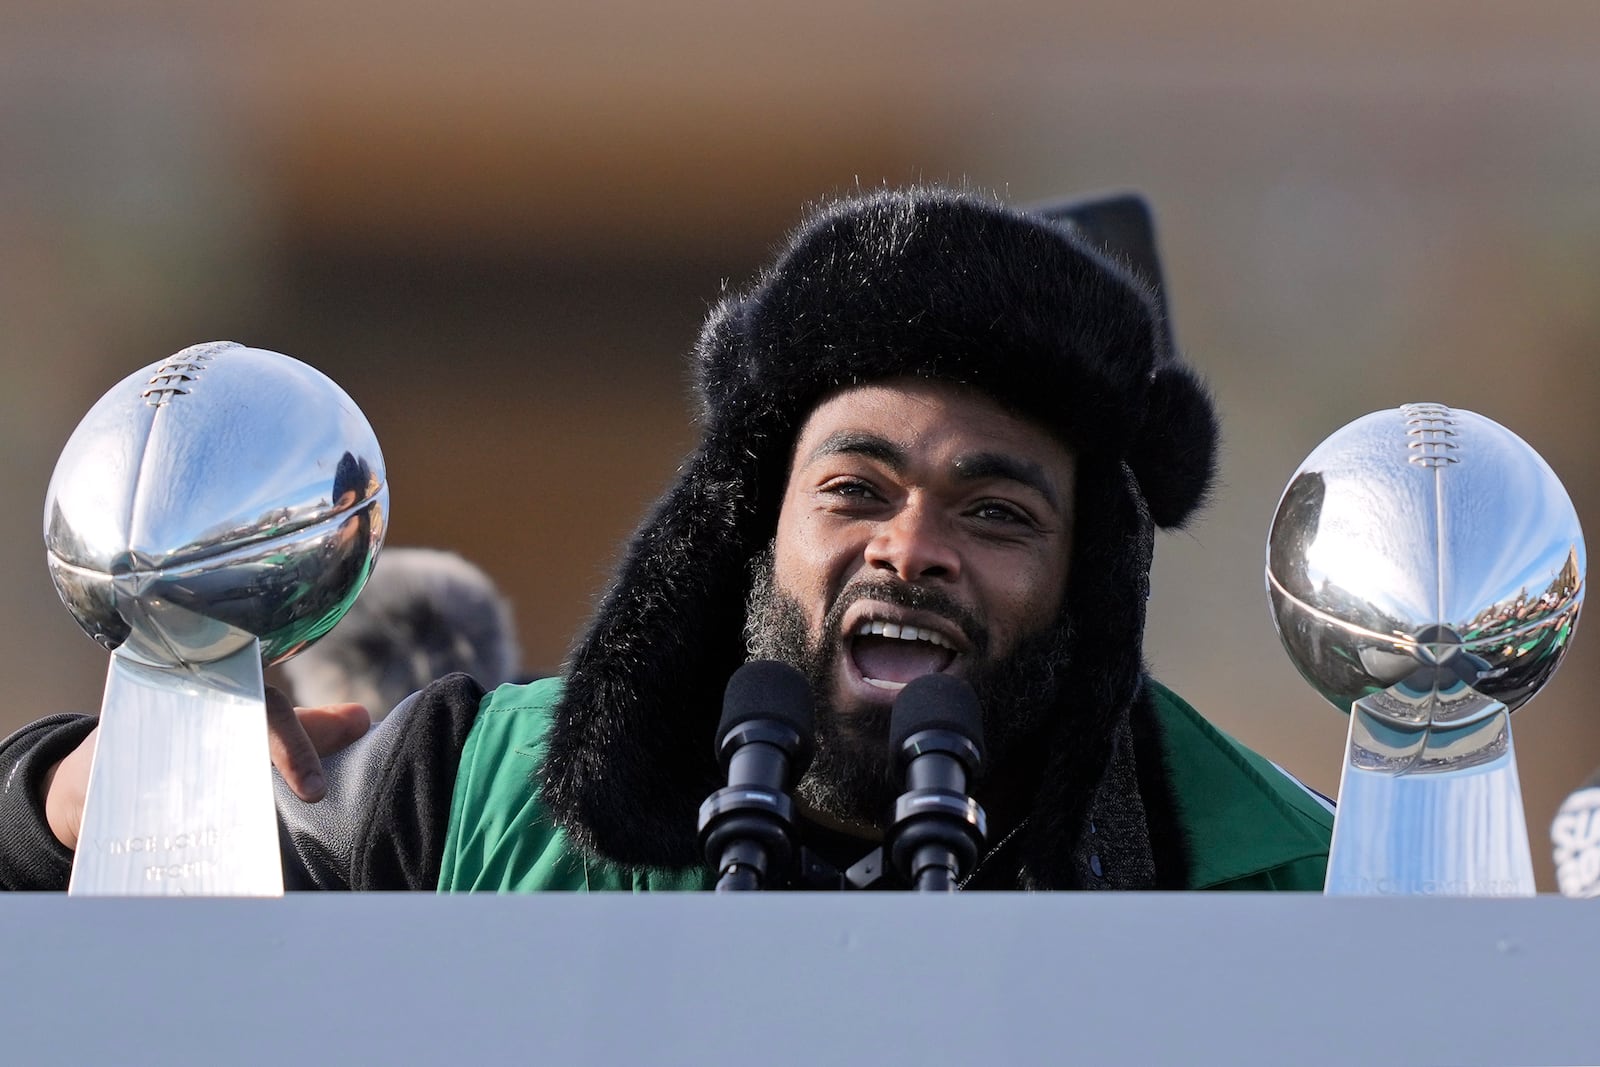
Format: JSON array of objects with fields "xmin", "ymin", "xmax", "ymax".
[
  {"xmin": 42, "ymin": 688, "xmax": 371, "ymax": 851},
  {"xmin": 264, "ymin": 687, "xmax": 371, "ymax": 803}
]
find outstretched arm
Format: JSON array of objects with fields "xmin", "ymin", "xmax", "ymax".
[
  {"xmin": 39, "ymin": 688, "xmax": 370, "ymax": 851},
  {"xmin": 1, "ymin": 673, "xmax": 487, "ymax": 892},
  {"xmin": 0, "ymin": 691, "xmax": 368, "ymax": 891}
]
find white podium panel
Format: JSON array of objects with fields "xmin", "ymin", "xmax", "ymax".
[{"xmin": 2, "ymin": 894, "xmax": 1595, "ymax": 1066}]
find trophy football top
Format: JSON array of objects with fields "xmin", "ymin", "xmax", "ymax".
[
  {"xmin": 43, "ymin": 341, "xmax": 388, "ymax": 668},
  {"xmin": 1267, "ymin": 403, "xmax": 1584, "ymax": 720}
]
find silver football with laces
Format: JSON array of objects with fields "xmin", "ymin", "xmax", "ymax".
[
  {"xmin": 1266, "ymin": 403, "xmax": 1584, "ymax": 726},
  {"xmin": 44, "ymin": 341, "xmax": 388, "ymax": 668}
]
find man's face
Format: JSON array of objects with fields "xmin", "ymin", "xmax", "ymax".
[{"xmin": 746, "ymin": 377, "xmax": 1077, "ymax": 824}]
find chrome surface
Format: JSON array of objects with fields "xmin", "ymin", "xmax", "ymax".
[
  {"xmin": 1327, "ymin": 707, "xmax": 1533, "ymax": 895},
  {"xmin": 69, "ymin": 646, "xmax": 282, "ymax": 896},
  {"xmin": 1268, "ymin": 404, "xmax": 1583, "ymax": 727},
  {"xmin": 44, "ymin": 341, "xmax": 387, "ymax": 666},
  {"xmin": 1266, "ymin": 403, "xmax": 1584, "ymax": 895},
  {"xmin": 46, "ymin": 342, "xmax": 386, "ymax": 896}
]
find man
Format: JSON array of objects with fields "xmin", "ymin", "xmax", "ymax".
[{"xmin": 0, "ymin": 186, "xmax": 1331, "ymax": 892}]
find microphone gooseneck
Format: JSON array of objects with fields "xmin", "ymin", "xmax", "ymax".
[
  {"xmin": 697, "ymin": 660, "xmax": 815, "ymax": 891},
  {"xmin": 884, "ymin": 674, "xmax": 988, "ymax": 891}
]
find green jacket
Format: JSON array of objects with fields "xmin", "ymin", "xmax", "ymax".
[{"xmin": 438, "ymin": 677, "xmax": 1332, "ymax": 892}]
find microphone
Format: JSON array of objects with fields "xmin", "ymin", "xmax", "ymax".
[
  {"xmin": 697, "ymin": 660, "xmax": 815, "ymax": 891},
  {"xmin": 884, "ymin": 674, "xmax": 988, "ymax": 891},
  {"xmin": 1552, "ymin": 767, "xmax": 1600, "ymax": 898}
]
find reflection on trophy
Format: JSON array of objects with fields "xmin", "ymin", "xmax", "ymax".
[
  {"xmin": 1267, "ymin": 403, "xmax": 1584, "ymax": 896},
  {"xmin": 44, "ymin": 342, "xmax": 387, "ymax": 895}
]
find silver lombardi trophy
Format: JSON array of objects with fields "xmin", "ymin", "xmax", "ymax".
[
  {"xmin": 44, "ymin": 341, "xmax": 387, "ymax": 896},
  {"xmin": 1267, "ymin": 403, "xmax": 1584, "ymax": 896}
]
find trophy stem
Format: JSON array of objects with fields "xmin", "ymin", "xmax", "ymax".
[
  {"xmin": 68, "ymin": 643, "xmax": 283, "ymax": 897},
  {"xmin": 1326, "ymin": 704, "xmax": 1534, "ymax": 896}
]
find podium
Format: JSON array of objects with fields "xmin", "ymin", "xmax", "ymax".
[{"xmin": 4, "ymin": 894, "xmax": 1594, "ymax": 1066}]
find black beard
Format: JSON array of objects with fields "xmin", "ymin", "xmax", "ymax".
[{"xmin": 743, "ymin": 545, "xmax": 1074, "ymax": 826}]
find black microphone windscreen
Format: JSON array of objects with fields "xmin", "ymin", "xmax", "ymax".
[
  {"xmin": 716, "ymin": 660, "xmax": 815, "ymax": 751},
  {"xmin": 889, "ymin": 674, "xmax": 985, "ymax": 762}
]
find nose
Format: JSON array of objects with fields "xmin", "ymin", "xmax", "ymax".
[{"xmin": 864, "ymin": 498, "xmax": 960, "ymax": 582}]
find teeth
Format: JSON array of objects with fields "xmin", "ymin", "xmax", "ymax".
[
  {"xmin": 852, "ymin": 619, "xmax": 952, "ymax": 649},
  {"xmin": 862, "ymin": 677, "xmax": 907, "ymax": 692}
]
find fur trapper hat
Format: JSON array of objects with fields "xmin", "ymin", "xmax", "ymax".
[{"xmin": 541, "ymin": 186, "xmax": 1219, "ymax": 877}]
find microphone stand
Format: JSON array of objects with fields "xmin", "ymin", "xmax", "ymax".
[
  {"xmin": 886, "ymin": 728, "xmax": 988, "ymax": 891},
  {"xmin": 699, "ymin": 721, "xmax": 802, "ymax": 891}
]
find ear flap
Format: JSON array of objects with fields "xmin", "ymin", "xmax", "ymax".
[
  {"xmin": 540, "ymin": 433, "xmax": 764, "ymax": 866},
  {"xmin": 1126, "ymin": 364, "xmax": 1219, "ymax": 530},
  {"xmin": 1017, "ymin": 459, "xmax": 1155, "ymax": 887}
]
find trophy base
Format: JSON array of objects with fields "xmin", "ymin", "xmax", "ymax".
[
  {"xmin": 68, "ymin": 644, "xmax": 284, "ymax": 896},
  {"xmin": 1325, "ymin": 703, "xmax": 1533, "ymax": 896}
]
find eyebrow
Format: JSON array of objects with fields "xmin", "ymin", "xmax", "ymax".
[
  {"xmin": 807, "ymin": 431, "xmax": 907, "ymax": 468},
  {"xmin": 805, "ymin": 431, "xmax": 1063, "ymax": 513},
  {"xmin": 953, "ymin": 452, "xmax": 1062, "ymax": 513}
]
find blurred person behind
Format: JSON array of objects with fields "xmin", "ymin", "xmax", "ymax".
[{"xmin": 279, "ymin": 547, "xmax": 523, "ymax": 720}]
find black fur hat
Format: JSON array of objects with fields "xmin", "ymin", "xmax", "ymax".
[{"xmin": 541, "ymin": 186, "xmax": 1219, "ymax": 878}]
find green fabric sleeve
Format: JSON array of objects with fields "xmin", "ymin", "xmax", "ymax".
[
  {"xmin": 1146, "ymin": 681, "xmax": 1333, "ymax": 891},
  {"xmin": 438, "ymin": 678, "xmax": 709, "ymax": 892}
]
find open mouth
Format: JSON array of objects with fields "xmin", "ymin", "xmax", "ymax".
[{"xmin": 848, "ymin": 618, "xmax": 959, "ymax": 692}]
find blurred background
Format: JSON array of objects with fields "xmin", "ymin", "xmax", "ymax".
[{"xmin": 4, "ymin": 2, "xmax": 1598, "ymax": 889}]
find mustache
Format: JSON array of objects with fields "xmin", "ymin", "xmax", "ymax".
[{"xmin": 821, "ymin": 577, "xmax": 989, "ymax": 656}]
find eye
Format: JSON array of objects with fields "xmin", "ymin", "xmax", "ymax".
[
  {"xmin": 969, "ymin": 500, "xmax": 1035, "ymax": 527},
  {"xmin": 820, "ymin": 477, "xmax": 880, "ymax": 500},
  {"xmin": 813, "ymin": 477, "xmax": 892, "ymax": 515}
]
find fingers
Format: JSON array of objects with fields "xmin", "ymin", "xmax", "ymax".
[
  {"xmin": 265, "ymin": 686, "xmax": 328, "ymax": 802},
  {"xmin": 43, "ymin": 726, "xmax": 98, "ymax": 850},
  {"xmin": 264, "ymin": 688, "xmax": 371, "ymax": 803},
  {"xmin": 297, "ymin": 702, "xmax": 372, "ymax": 756}
]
